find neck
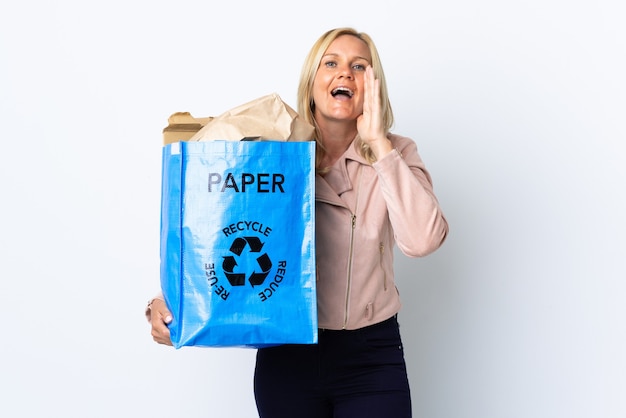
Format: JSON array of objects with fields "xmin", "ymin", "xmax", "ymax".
[{"xmin": 317, "ymin": 120, "xmax": 358, "ymax": 166}]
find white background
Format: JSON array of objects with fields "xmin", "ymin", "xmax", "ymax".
[{"xmin": 1, "ymin": 1, "xmax": 625, "ymax": 417}]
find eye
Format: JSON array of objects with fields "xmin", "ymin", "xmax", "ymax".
[
  {"xmin": 324, "ymin": 60, "xmax": 337, "ymax": 68},
  {"xmin": 352, "ymin": 63, "xmax": 366, "ymax": 71}
]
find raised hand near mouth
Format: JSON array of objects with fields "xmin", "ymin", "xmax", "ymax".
[{"xmin": 357, "ymin": 66, "xmax": 393, "ymax": 160}]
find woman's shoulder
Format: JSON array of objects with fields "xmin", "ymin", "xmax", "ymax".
[{"xmin": 387, "ymin": 132, "xmax": 418, "ymax": 151}]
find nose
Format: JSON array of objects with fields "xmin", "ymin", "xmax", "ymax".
[{"xmin": 337, "ymin": 64, "xmax": 354, "ymax": 79}]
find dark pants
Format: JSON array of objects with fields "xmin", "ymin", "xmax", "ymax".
[{"xmin": 254, "ymin": 315, "xmax": 412, "ymax": 418}]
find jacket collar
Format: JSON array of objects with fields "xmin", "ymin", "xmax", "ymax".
[{"xmin": 316, "ymin": 138, "xmax": 369, "ymax": 204}]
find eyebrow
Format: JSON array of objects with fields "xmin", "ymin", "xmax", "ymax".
[{"xmin": 322, "ymin": 53, "xmax": 370, "ymax": 62}]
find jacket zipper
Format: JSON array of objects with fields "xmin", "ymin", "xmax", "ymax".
[{"xmin": 343, "ymin": 166, "xmax": 362, "ymax": 329}]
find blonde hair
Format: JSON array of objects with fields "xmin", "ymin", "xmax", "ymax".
[{"xmin": 297, "ymin": 28, "xmax": 394, "ymax": 168}]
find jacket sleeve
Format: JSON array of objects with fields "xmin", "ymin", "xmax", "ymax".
[{"xmin": 372, "ymin": 134, "xmax": 448, "ymax": 257}]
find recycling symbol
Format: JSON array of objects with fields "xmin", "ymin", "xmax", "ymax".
[{"xmin": 222, "ymin": 236, "xmax": 272, "ymax": 287}]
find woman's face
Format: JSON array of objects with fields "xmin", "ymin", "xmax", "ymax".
[{"xmin": 312, "ymin": 34, "xmax": 372, "ymax": 126}]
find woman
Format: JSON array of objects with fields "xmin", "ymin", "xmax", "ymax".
[{"xmin": 148, "ymin": 27, "xmax": 448, "ymax": 418}]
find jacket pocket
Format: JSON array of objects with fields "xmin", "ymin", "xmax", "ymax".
[
  {"xmin": 365, "ymin": 302, "xmax": 374, "ymax": 320},
  {"xmin": 379, "ymin": 242, "xmax": 387, "ymax": 291}
]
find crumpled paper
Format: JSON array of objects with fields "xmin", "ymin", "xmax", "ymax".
[{"xmin": 189, "ymin": 93, "xmax": 314, "ymax": 142}]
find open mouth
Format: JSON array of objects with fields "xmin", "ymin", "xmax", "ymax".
[{"xmin": 331, "ymin": 87, "xmax": 354, "ymax": 98}]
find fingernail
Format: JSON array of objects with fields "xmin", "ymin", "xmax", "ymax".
[{"xmin": 165, "ymin": 315, "xmax": 172, "ymax": 323}]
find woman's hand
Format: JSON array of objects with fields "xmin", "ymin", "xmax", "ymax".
[
  {"xmin": 148, "ymin": 298, "xmax": 174, "ymax": 346},
  {"xmin": 357, "ymin": 66, "xmax": 393, "ymax": 159}
]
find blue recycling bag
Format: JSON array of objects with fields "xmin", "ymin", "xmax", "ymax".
[{"xmin": 160, "ymin": 140, "xmax": 317, "ymax": 348}]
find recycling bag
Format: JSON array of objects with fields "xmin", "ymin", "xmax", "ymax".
[{"xmin": 160, "ymin": 140, "xmax": 317, "ymax": 348}]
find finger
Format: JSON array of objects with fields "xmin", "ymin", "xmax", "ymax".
[
  {"xmin": 149, "ymin": 299, "xmax": 174, "ymax": 346},
  {"xmin": 364, "ymin": 66, "xmax": 374, "ymax": 114},
  {"xmin": 151, "ymin": 318, "xmax": 173, "ymax": 346},
  {"xmin": 368, "ymin": 66, "xmax": 380, "ymax": 114},
  {"xmin": 150, "ymin": 298, "xmax": 173, "ymax": 323},
  {"xmin": 151, "ymin": 326, "xmax": 173, "ymax": 346},
  {"xmin": 363, "ymin": 67, "xmax": 381, "ymax": 133}
]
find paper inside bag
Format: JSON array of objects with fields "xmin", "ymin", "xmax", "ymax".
[
  {"xmin": 189, "ymin": 93, "xmax": 314, "ymax": 142},
  {"xmin": 162, "ymin": 112, "xmax": 214, "ymax": 145}
]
